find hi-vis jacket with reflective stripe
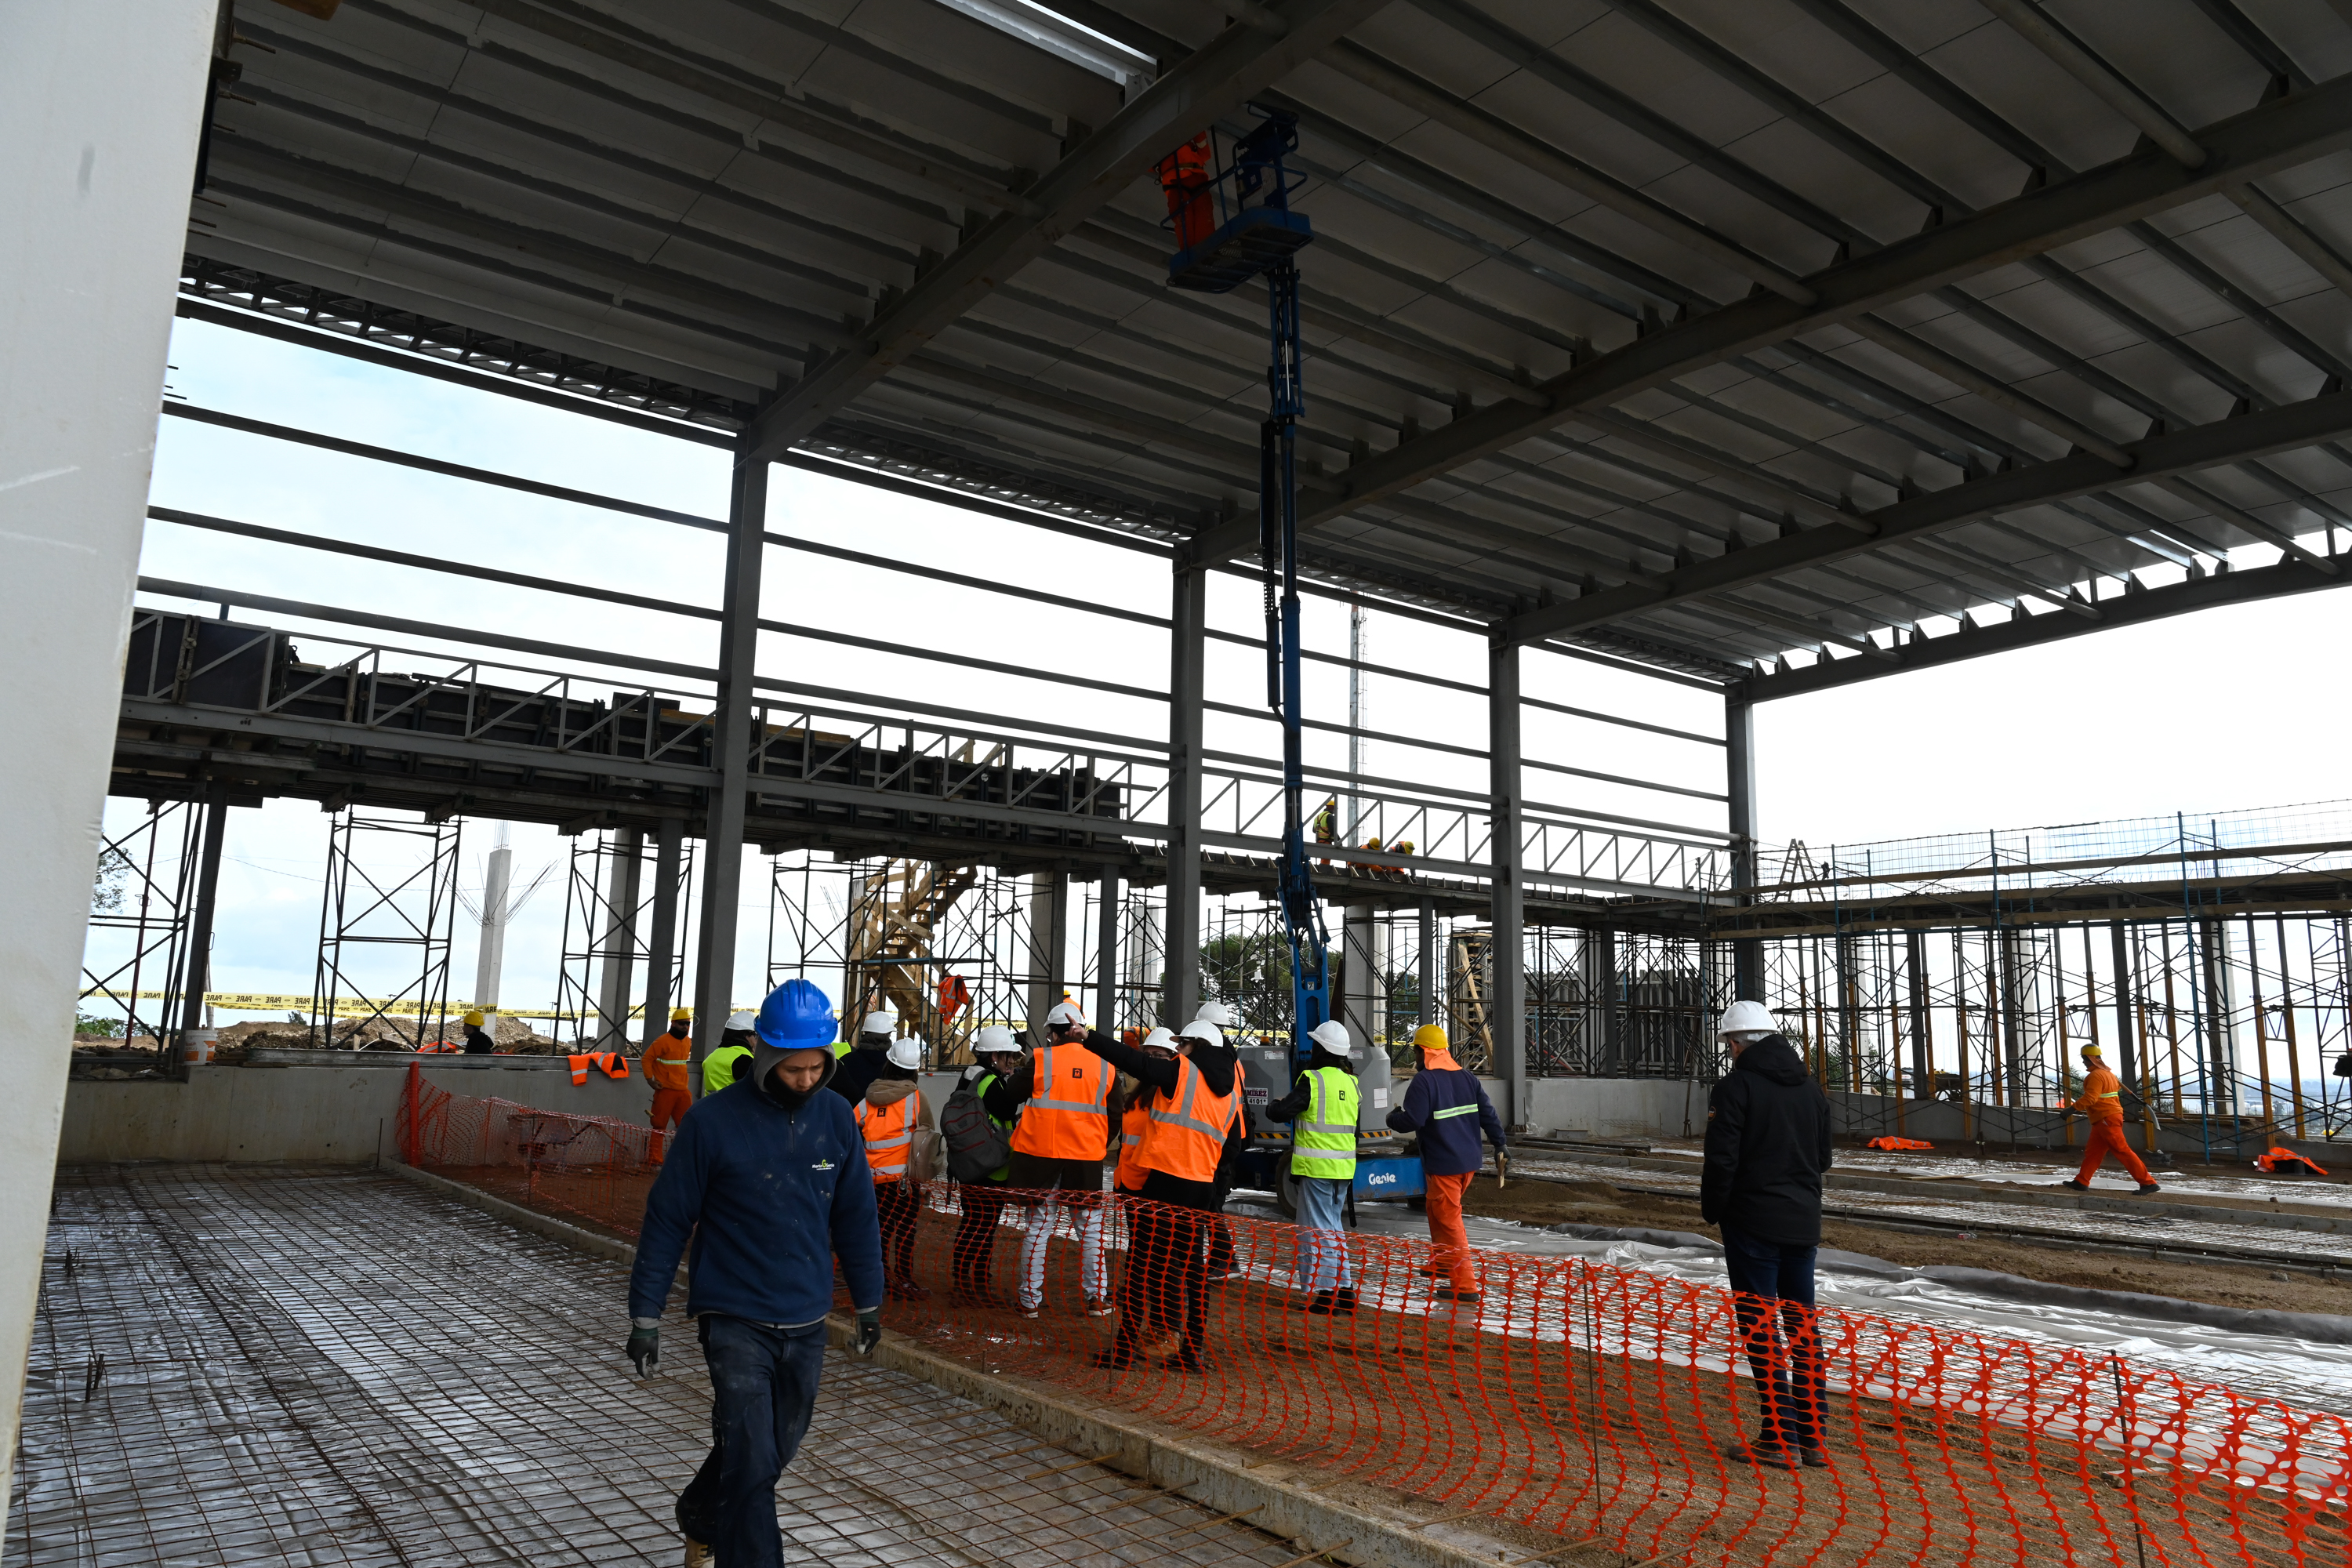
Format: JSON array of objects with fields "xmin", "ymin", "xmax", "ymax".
[
  {"xmin": 1115, "ymin": 1101, "xmax": 1150, "ymax": 1192},
  {"xmin": 1138, "ymin": 1056, "xmax": 1237, "ymax": 1183},
  {"xmin": 1385, "ymin": 1064, "xmax": 1506, "ymax": 1176},
  {"xmin": 1010, "ymin": 1040, "xmax": 1110, "ymax": 1160},
  {"xmin": 1290, "ymin": 1065, "xmax": 1358, "ymax": 1179},
  {"xmin": 856, "ymin": 1094, "xmax": 914, "ymax": 1182},
  {"xmin": 568, "ymin": 1051, "xmax": 630, "ymax": 1087}
]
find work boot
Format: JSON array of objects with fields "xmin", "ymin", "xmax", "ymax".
[
  {"xmin": 1082, "ymin": 1295, "xmax": 1114, "ymax": 1318},
  {"xmin": 1333, "ymin": 1287, "xmax": 1357, "ymax": 1316},
  {"xmin": 1798, "ymin": 1446, "xmax": 1831, "ymax": 1469},
  {"xmin": 1169, "ymin": 1347, "xmax": 1213, "ymax": 1374},
  {"xmin": 1432, "ymin": 1287, "xmax": 1483, "ymax": 1304},
  {"xmin": 2135, "ymin": 1181, "xmax": 2163, "ymax": 1195},
  {"xmin": 1725, "ymin": 1439, "xmax": 1798, "ymax": 1471},
  {"xmin": 2060, "ymin": 1179, "xmax": 2089, "ymax": 1192},
  {"xmin": 1305, "ymin": 1290, "xmax": 1337, "ymax": 1316},
  {"xmin": 1090, "ymin": 1345, "xmax": 1139, "ymax": 1370}
]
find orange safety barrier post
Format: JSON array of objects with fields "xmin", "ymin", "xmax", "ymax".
[{"xmin": 399, "ymin": 1079, "xmax": 2351, "ymax": 1566}]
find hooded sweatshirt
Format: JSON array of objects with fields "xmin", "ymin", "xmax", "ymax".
[
  {"xmin": 630, "ymin": 1051, "xmax": 884, "ymax": 1326},
  {"xmin": 1700, "ymin": 1033, "xmax": 1833, "ymax": 1247},
  {"xmin": 1385, "ymin": 1055, "xmax": 1505, "ymax": 1176}
]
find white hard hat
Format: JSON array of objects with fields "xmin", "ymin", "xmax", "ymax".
[
  {"xmin": 724, "ymin": 1011, "xmax": 756, "ymax": 1032},
  {"xmin": 1046, "ymin": 999, "xmax": 1087, "ymax": 1029},
  {"xmin": 1718, "ymin": 1000, "xmax": 1776, "ymax": 1038},
  {"xmin": 1193, "ymin": 999, "xmax": 1237, "ymax": 1028},
  {"xmin": 1308, "ymin": 1018, "xmax": 1355, "ymax": 1056},
  {"xmin": 1141, "ymin": 1025, "xmax": 1178, "ymax": 1053},
  {"xmin": 885, "ymin": 1038, "xmax": 921, "ymax": 1070},
  {"xmin": 972, "ymin": 1024, "xmax": 1020, "ymax": 1054},
  {"xmin": 1177, "ymin": 1019, "xmax": 1221, "ymax": 1049},
  {"xmin": 859, "ymin": 1009, "xmax": 897, "ymax": 1036}
]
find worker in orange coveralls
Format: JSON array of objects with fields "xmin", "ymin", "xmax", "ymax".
[
  {"xmin": 2061, "ymin": 1043, "xmax": 2161, "ymax": 1194},
  {"xmin": 1385, "ymin": 1024, "xmax": 1508, "ymax": 1305},
  {"xmin": 644, "ymin": 1007, "xmax": 694, "ymax": 1163}
]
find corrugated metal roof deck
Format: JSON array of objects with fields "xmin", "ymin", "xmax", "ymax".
[{"xmin": 188, "ymin": 0, "xmax": 2352, "ymax": 680}]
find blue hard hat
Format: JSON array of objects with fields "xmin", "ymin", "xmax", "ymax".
[{"xmin": 756, "ymin": 978, "xmax": 837, "ymax": 1047}]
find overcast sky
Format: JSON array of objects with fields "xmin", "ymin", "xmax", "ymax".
[{"xmin": 88, "ymin": 314, "xmax": 2352, "ymax": 1029}]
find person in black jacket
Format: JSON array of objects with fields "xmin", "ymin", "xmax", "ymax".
[{"xmin": 1701, "ymin": 1000, "xmax": 1833, "ymax": 1471}]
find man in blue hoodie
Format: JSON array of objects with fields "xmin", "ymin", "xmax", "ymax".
[
  {"xmin": 627, "ymin": 978, "xmax": 885, "ymax": 1568},
  {"xmin": 1385, "ymin": 1024, "xmax": 1507, "ymax": 1305}
]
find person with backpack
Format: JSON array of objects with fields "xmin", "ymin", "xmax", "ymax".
[
  {"xmin": 859, "ymin": 1036, "xmax": 935, "ymax": 1300},
  {"xmin": 944, "ymin": 1025, "xmax": 1022, "ymax": 1302}
]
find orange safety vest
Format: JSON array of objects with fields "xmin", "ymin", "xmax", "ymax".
[
  {"xmin": 1115, "ymin": 1101, "xmax": 1151, "ymax": 1192},
  {"xmin": 1138, "ymin": 1056, "xmax": 1236, "ymax": 1184},
  {"xmin": 567, "ymin": 1051, "xmax": 631, "ymax": 1087},
  {"xmin": 938, "ymin": 974, "xmax": 970, "ymax": 1026},
  {"xmin": 2256, "ymin": 1145, "xmax": 2328, "ymax": 1175},
  {"xmin": 1010, "ymin": 1041, "xmax": 1110, "ymax": 1160},
  {"xmin": 858, "ymin": 1095, "xmax": 915, "ymax": 1183}
]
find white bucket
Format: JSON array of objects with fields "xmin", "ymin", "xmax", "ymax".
[{"xmin": 179, "ymin": 1028, "xmax": 217, "ymax": 1067}]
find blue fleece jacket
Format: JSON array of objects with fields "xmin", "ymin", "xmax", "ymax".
[
  {"xmin": 1385, "ymin": 1065, "xmax": 1507, "ymax": 1176},
  {"xmin": 627, "ymin": 1065, "xmax": 884, "ymax": 1325}
]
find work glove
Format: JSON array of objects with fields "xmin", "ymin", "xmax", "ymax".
[
  {"xmin": 1494, "ymin": 1149, "xmax": 1512, "ymax": 1182},
  {"xmin": 855, "ymin": 1310, "xmax": 883, "ymax": 1359},
  {"xmin": 626, "ymin": 1321, "xmax": 659, "ymax": 1377}
]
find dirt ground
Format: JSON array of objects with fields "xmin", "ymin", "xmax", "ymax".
[{"xmin": 1460, "ymin": 1172, "xmax": 2352, "ymax": 1319}]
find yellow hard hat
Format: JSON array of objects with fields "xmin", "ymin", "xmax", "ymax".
[
  {"xmin": 670, "ymin": 1007, "xmax": 692, "ymax": 1022},
  {"xmin": 2080, "ymin": 1042, "xmax": 2103, "ymax": 1056},
  {"xmin": 463, "ymin": 1011, "xmax": 486, "ymax": 1028},
  {"xmin": 1412, "ymin": 1023, "xmax": 1448, "ymax": 1051}
]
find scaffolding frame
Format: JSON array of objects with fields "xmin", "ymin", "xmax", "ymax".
[
  {"xmin": 80, "ymin": 800, "xmax": 202, "ymax": 1061},
  {"xmin": 312, "ymin": 809, "xmax": 461, "ymax": 1049}
]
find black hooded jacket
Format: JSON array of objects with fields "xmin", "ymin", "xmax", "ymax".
[{"xmin": 1700, "ymin": 1033, "xmax": 1832, "ymax": 1246}]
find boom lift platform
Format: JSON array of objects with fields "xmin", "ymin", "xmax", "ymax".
[{"xmin": 1156, "ymin": 112, "xmax": 1423, "ymax": 1214}]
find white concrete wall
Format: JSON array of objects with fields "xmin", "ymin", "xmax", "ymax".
[
  {"xmin": 62, "ymin": 1063, "xmax": 655, "ymax": 1164},
  {"xmin": 0, "ymin": 0, "xmax": 220, "ymax": 1523}
]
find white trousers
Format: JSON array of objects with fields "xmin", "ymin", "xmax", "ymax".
[{"xmin": 1018, "ymin": 1180, "xmax": 1107, "ymax": 1308}]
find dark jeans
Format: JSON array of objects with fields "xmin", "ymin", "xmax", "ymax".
[
  {"xmin": 954, "ymin": 1182, "xmax": 1007, "ymax": 1293},
  {"xmin": 677, "ymin": 1315, "xmax": 828, "ymax": 1568},
  {"xmin": 1112, "ymin": 1202, "xmax": 1207, "ymax": 1365},
  {"xmin": 876, "ymin": 1179, "xmax": 919, "ymax": 1287},
  {"xmin": 1720, "ymin": 1225, "xmax": 1824, "ymax": 1450}
]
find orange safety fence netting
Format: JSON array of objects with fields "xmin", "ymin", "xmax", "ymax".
[{"xmin": 399, "ymin": 1069, "xmax": 2350, "ymax": 1567}]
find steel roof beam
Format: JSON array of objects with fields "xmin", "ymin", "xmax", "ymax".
[
  {"xmin": 1174, "ymin": 73, "xmax": 2352, "ymax": 565},
  {"xmin": 1977, "ymin": 0, "xmax": 2209, "ymax": 168},
  {"xmin": 1501, "ymin": 387, "xmax": 2352, "ymax": 644},
  {"xmin": 739, "ymin": 0, "xmax": 1388, "ymax": 467}
]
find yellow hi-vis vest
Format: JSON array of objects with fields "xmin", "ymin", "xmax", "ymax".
[
  {"xmin": 702, "ymin": 1044, "xmax": 752, "ymax": 1093},
  {"xmin": 1289, "ymin": 1065, "xmax": 1359, "ymax": 1179}
]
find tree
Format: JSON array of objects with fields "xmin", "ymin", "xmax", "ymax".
[{"xmin": 91, "ymin": 845, "xmax": 130, "ymax": 913}]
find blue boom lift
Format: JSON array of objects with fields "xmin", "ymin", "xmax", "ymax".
[{"xmin": 1158, "ymin": 111, "xmax": 1423, "ymax": 1212}]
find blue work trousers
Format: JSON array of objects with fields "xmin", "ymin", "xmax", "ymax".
[
  {"xmin": 1719, "ymin": 1225, "xmax": 1824, "ymax": 1450},
  {"xmin": 1292, "ymin": 1175, "xmax": 1353, "ymax": 1292},
  {"xmin": 677, "ymin": 1314, "xmax": 828, "ymax": 1568}
]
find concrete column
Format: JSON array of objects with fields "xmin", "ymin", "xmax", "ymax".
[
  {"xmin": 2111, "ymin": 920, "xmax": 2136, "ymax": 1090},
  {"xmin": 176, "ymin": 799, "xmax": 230, "ymax": 1040},
  {"xmin": 1487, "ymin": 636, "xmax": 1526, "ymax": 1125},
  {"xmin": 1163, "ymin": 561, "xmax": 1207, "ymax": 1025},
  {"xmin": 596, "ymin": 829, "xmax": 643, "ymax": 1049},
  {"xmin": 1093, "ymin": 864, "xmax": 1120, "ymax": 1033},
  {"xmin": 641, "ymin": 818, "xmax": 682, "ymax": 1047},
  {"xmin": 0, "ymin": 0, "xmax": 218, "ymax": 1520},
  {"xmin": 1726, "ymin": 688, "xmax": 1762, "ymax": 1001},
  {"xmin": 1905, "ymin": 927, "xmax": 1931, "ymax": 1097},
  {"xmin": 473, "ymin": 821, "xmax": 513, "ymax": 1014},
  {"xmin": 1341, "ymin": 904, "xmax": 1377, "ymax": 1053},
  {"xmin": 1026, "ymin": 871, "xmax": 1069, "ymax": 1037},
  {"xmin": 691, "ymin": 457, "xmax": 768, "ymax": 1087},
  {"xmin": 1584, "ymin": 930, "xmax": 1621, "ymax": 1074}
]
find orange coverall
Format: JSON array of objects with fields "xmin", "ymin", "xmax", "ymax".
[
  {"xmin": 644, "ymin": 1031, "xmax": 694, "ymax": 1160},
  {"xmin": 2068, "ymin": 1061, "xmax": 2152, "ymax": 1186}
]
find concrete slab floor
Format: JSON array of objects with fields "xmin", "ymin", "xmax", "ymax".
[{"xmin": 8, "ymin": 1167, "xmax": 1316, "ymax": 1567}]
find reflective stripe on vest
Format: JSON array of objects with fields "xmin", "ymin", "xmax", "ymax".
[
  {"xmin": 1138, "ymin": 1058, "xmax": 1235, "ymax": 1183},
  {"xmin": 857, "ymin": 1095, "xmax": 914, "ymax": 1181},
  {"xmin": 566, "ymin": 1051, "xmax": 630, "ymax": 1086},
  {"xmin": 1010, "ymin": 1042, "xmax": 1109, "ymax": 1160},
  {"xmin": 1290, "ymin": 1065, "xmax": 1358, "ymax": 1179}
]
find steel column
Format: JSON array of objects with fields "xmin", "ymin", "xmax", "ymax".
[
  {"xmin": 597, "ymin": 828, "xmax": 643, "ymax": 1049},
  {"xmin": 1417, "ymin": 897, "xmax": 1438, "ymax": 1026},
  {"xmin": 1093, "ymin": 864, "xmax": 1121, "ymax": 1033},
  {"xmin": 176, "ymin": 800, "xmax": 229, "ymax": 1042},
  {"xmin": 641, "ymin": 817, "xmax": 682, "ymax": 1047},
  {"xmin": 1488, "ymin": 636, "xmax": 1526, "ymax": 1123},
  {"xmin": 1905, "ymin": 927, "xmax": 1931, "ymax": 1098},
  {"xmin": 691, "ymin": 457, "xmax": 768, "ymax": 1088},
  {"xmin": 1726, "ymin": 689, "xmax": 1762, "ymax": 1000},
  {"xmin": 1029, "ymin": 872, "xmax": 1070, "ymax": 1036},
  {"xmin": 1163, "ymin": 561, "xmax": 1207, "ymax": 1025}
]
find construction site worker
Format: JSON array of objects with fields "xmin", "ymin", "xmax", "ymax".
[
  {"xmin": 644, "ymin": 1007, "xmax": 693, "ymax": 1163},
  {"xmin": 953, "ymin": 1025, "xmax": 1024, "ymax": 1303},
  {"xmin": 2062, "ymin": 1043, "xmax": 2161, "ymax": 1194},
  {"xmin": 1080, "ymin": 1018, "xmax": 1237, "ymax": 1370},
  {"xmin": 1385, "ymin": 1024, "xmax": 1505, "ymax": 1305},
  {"xmin": 1701, "ymin": 999, "xmax": 1831, "ymax": 1472},
  {"xmin": 628, "ymin": 977, "xmax": 884, "ymax": 1568},
  {"xmin": 460, "ymin": 1009, "xmax": 496, "ymax": 1054},
  {"xmin": 1112, "ymin": 1035, "xmax": 1175, "ymax": 1195},
  {"xmin": 829, "ymin": 1007, "xmax": 897, "ymax": 1103},
  {"xmin": 1312, "ymin": 796, "xmax": 1338, "ymax": 851},
  {"xmin": 861, "ymin": 1037, "xmax": 935, "ymax": 1301},
  {"xmin": 701, "ymin": 1011, "xmax": 756, "ymax": 1094},
  {"xmin": 1264, "ymin": 1018, "xmax": 1359, "ymax": 1316},
  {"xmin": 985, "ymin": 999, "xmax": 1112, "ymax": 1318}
]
